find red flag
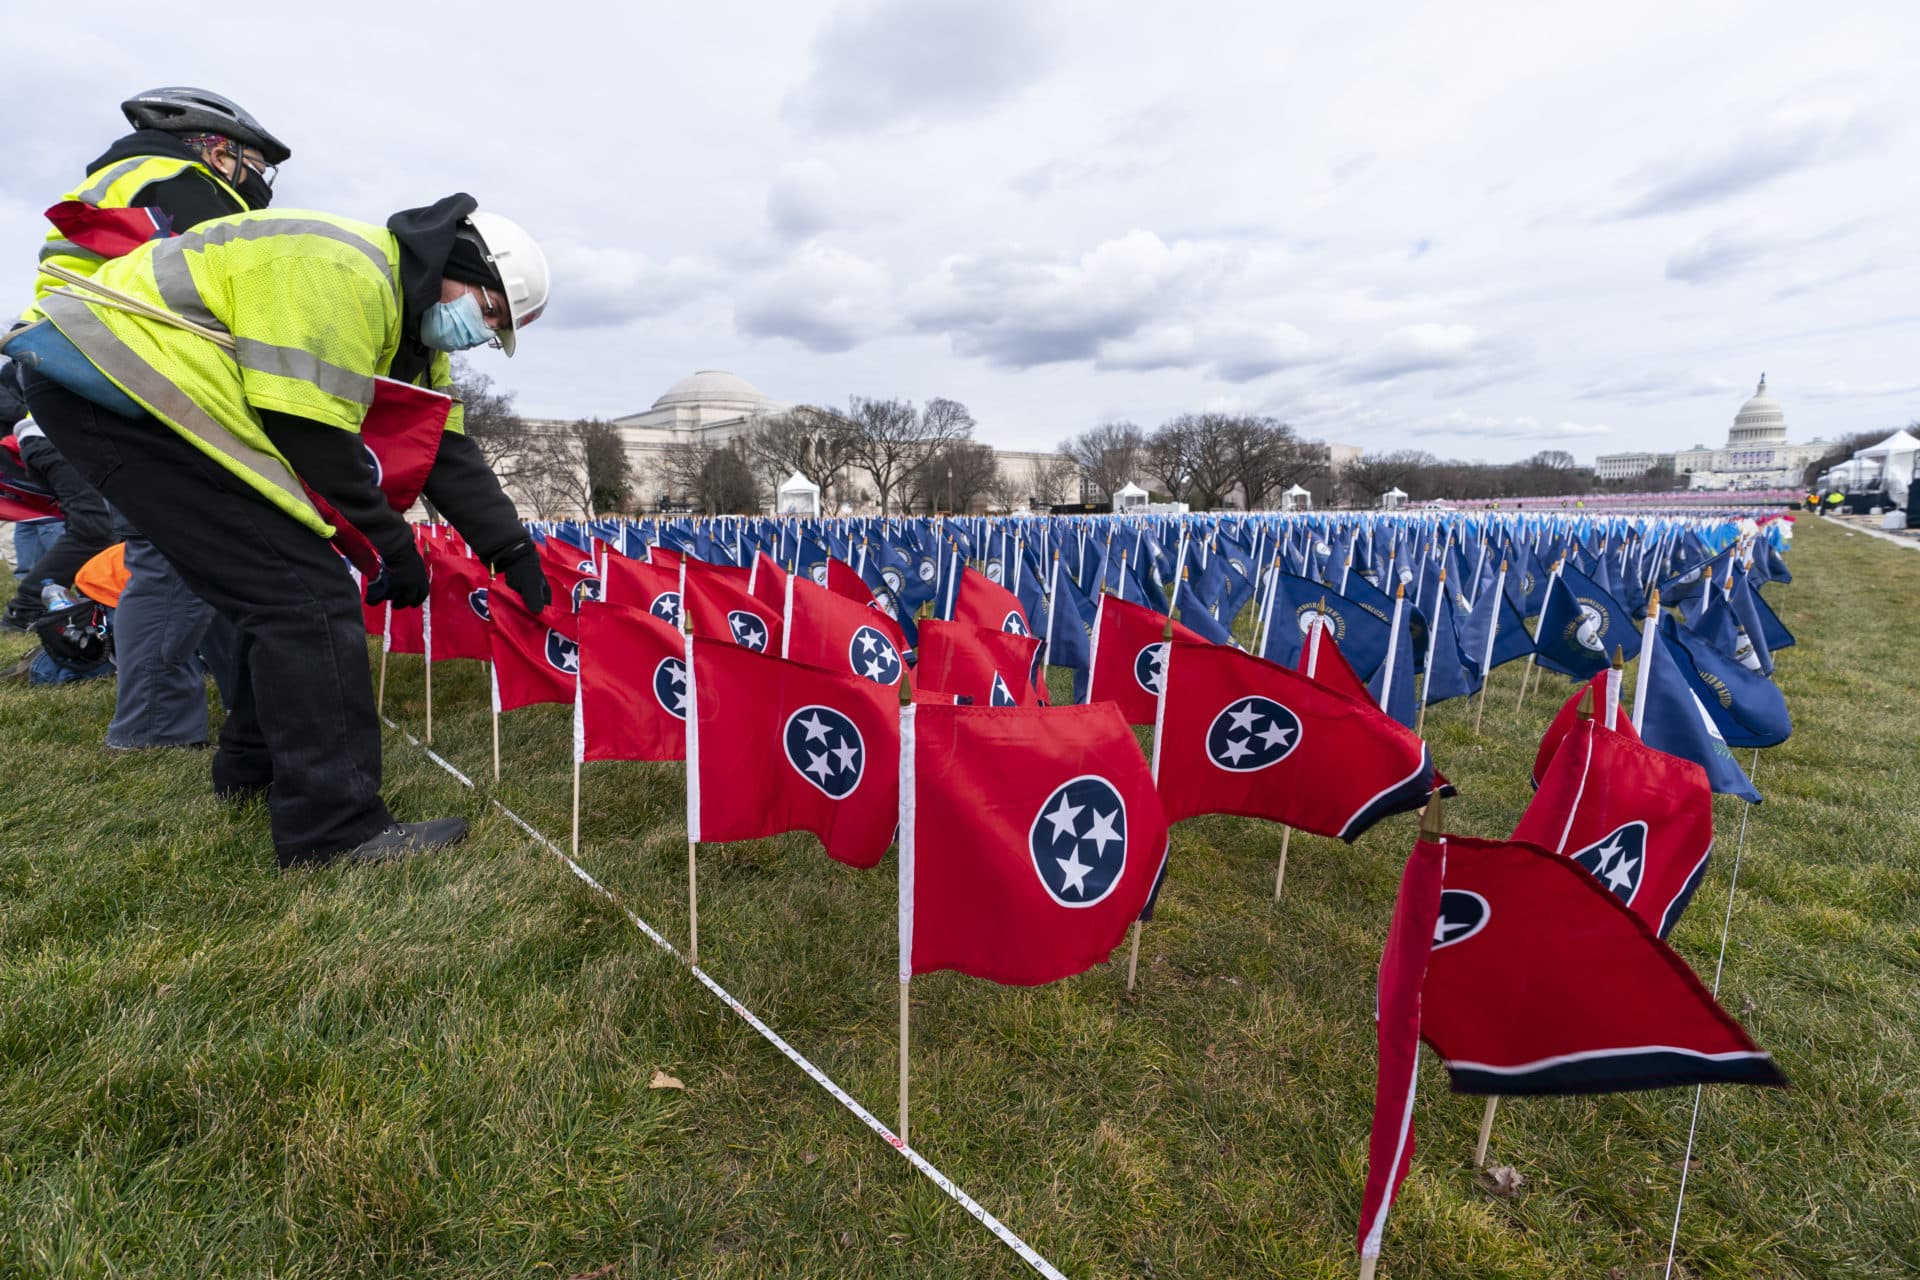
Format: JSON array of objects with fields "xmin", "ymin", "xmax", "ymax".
[
  {"xmin": 538, "ymin": 539, "xmax": 603, "ymax": 613},
  {"xmin": 603, "ymin": 552, "xmax": 683, "ymax": 625},
  {"xmin": 1087, "ymin": 593, "xmax": 1211, "ymax": 727},
  {"xmin": 576, "ymin": 602, "xmax": 686, "ymax": 762},
  {"xmin": 42, "ymin": 200, "xmax": 170, "ymax": 257},
  {"xmin": 1356, "ymin": 835, "xmax": 1444, "ymax": 1264},
  {"xmin": 425, "ymin": 546, "xmax": 491, "ymax": 663},
  {"xmin": 687, "ymin": 638, "xmax": 899, "ymax": 868},
  {"xmin": 782, "ymin": 575, "xmax": 907, "ymax": 687},
  {"xmin": 1154, "ymin": 641, "xmax": 1433, "ymax": 840},
  {"xmin": 952, "ymin": 564, "xmax": 1031, "ymax": 637},
  {"xmin": 358, "ymin": 377, "xmax": 450, "ymax": 509},
  {"xmin": 1357, "ymin": 832, "xmax": 1784, "ymax": 1263},
  {"xmin": 487, "ymin": 581, "xmax": 579, "ymax": 712},
  {"xmin": 915, "ymin": 618, "xmax": 1044, "ymax": 707},
  {"xmin": 1513, "ymin": 720, "xmax": 1714, "ymax": 938},
  {"xmin": 750, "ymin": 550, "xmax": 789, "ymax": 616},
  {"xmin": 1297, "ymin": 623, "xmax": 1456, "ymax": 802},
  {"xmin": 902, "ymin": 701, "xmax": 1170, "ymax": 986},
  {"xmin": 1534, "ymin": 670, "xmax": 1638, "ymax": 786},
  {"xmin": 685, "ymin": 558, "xmax": 781, "ymax": 655},
  {"xmin": 1423, "ymin": 835, "xmax": 1785, "ymax": 1093},
  {"xmin": 384, "ymin": 601, "xmax": 425, "ymax": 655},
  {"xmin": 823, "ymin": 554, "xmax": 873, "ymax": 605}
]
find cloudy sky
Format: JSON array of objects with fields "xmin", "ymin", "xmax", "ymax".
[{"xmin": 6, "ymin": 0, "xmax": 1916, "ymax": 462}]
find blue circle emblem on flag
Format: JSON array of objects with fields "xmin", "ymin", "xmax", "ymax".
[
  {"xmin": 653, "ymin": 656, "xmax": 688, "ymax": 719},
  {"xmin": 572, "ymin": 577, "xmax": 603, "ymax": 609},
  {"xmin": 810, "ymin": 563, "xmax": 829, "ymax": 585},
  {"xmin": 848, "ymin": 624, "xmax": 902, "ymax": 684},
  {"xmin": 649, "ymin": 591, "xmax": 682, "ymax": 626},
  {"xmin": 784, "ymin": 705, "xmax": 865, "ymax": 799},
  {"xmin": 985, "ymin": 559, "xmax": 1004, "ymax": 584},
  {"xmin": 576, "ymin": 557, "xmax": 597, "ymax": 575},
  {"xmin": 1433, "ymin": 889, "xmax": 1489, "ymax": 950},
  {"xmin": 728, "ymin": 609, "xmax": 770, "ymax": 652},
  {"xmin": 468, "ymin": 587, "xmax": 490, "ymax": 621},
  {"xmin": 1572, "ymin": 821, "xmax": 1645, "ymax": 905},
  {"xmin": 1028, "ymin": 774, "xmax": 1128, "ymax": 908},
  {"xmin": 545, "ymin": 630, "xmax": 579, "ymax": 674},
  {"xmin": 917, "ymin": 557, "xmax": 936, "ymax": 583},
  {"xmin": 361, "ymin": 442, "xmax": 384, "ymax": 488},
  {"xmin": 1567, "ymin": 600, "xmax": 1608, "ymax": 653},
  {"xmin": 1133, "ymin": 642, "xmax": 1168, "ymax": 695},
  {"xmin": 1002, "ymin": 610, "xmax": 1030, "ymax": 637},
  {"xmin": 881, "ymin": 566, "xmax": 904, "ymax": 594},
  {"xmin": 1205, "ymin": 696, "xmax": 1302, "ymax": 772}
]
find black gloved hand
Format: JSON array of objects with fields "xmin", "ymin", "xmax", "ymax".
[
  {"xmin": 495, "ymin": 540, "xmax": 552, "ymax": 614},
  {"xmin": 367, "ymin": 542, "xmax": 429, "ymax": 609}
]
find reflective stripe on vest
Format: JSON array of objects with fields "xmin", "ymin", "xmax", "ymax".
[{"xmin": 37, "ymin": 291, "xmax": 330, "ymax": 534}]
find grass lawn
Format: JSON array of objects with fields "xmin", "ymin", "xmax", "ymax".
[{"xmin": 1, "ymin": 513, "xmax": 1915, "ymax": 1279}]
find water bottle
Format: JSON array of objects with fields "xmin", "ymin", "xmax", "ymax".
[{"xmin": 40, "ymin": 583, "xmax": 73, "ymax": 611}]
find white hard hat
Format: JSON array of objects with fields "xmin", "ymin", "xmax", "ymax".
[{"xmin": 461, "ymin": 210, "xmax": 549, "ymax": 357}]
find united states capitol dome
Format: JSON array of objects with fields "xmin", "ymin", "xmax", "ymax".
[{"xmin": 1727, "ymin": 374, "xmax": 1788, "ymax": 448}]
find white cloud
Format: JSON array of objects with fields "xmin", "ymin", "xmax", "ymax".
[{"xmin": 735, "ymin": 244, "xmax": 893, "ymax": 353}]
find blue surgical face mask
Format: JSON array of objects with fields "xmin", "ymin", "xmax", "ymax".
[{"xmin": 419, "ymin": 292, "xmax": 494, "ymax": 352}]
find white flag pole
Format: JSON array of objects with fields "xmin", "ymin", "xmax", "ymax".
[
  {"xmin": 423, "ymin": 590, "xmax": 434, "ymax": 744},
  {"xmin": 1133, "ymin": 607, "xmax": 1177, "ymax": 991},
  {"xmin": 1473, "ymin": 560, "xmax": 1507, "ymax": 734},
  {"xmin": 1377, "ymin": 584, "xmax": 1405, "ymax": 716},
  {"xmin": 897, "ymin": 692, "xmax": 917, "ymax": 1147},
  {"xmin": 1631, "ymin": 587, "xmax": 1662, "ymax": 734}
]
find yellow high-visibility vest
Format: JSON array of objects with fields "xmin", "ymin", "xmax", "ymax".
[{"xmin": 39, "ymin": 209, "xmax": 465, "ymax": 535}]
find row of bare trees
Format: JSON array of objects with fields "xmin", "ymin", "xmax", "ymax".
[
  {"xmin": 1056, "ymin": 415, "xmax": 1331, "ymax": 510},
  {"xmin": 1341, "ymin": 449, "xmax": 1594, "ymax": 503},
  {"xmin": 451, "ymin": 361, "xmax": 632, "ymax": 519}
]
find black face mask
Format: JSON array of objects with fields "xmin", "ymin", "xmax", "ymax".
[{"xmin": 235, "ymin": 167, "xmax": 274, "ymax": 210}]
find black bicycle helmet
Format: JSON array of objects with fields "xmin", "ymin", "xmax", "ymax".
[{"xmin": 120, "ymin": 87, "xmax": 291, "ymax": 165}]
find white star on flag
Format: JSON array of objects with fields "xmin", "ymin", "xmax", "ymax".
[
  {"xmin": 799, "ymin": 713, "xmax": 831, "ymax": 744},
  {"xmin": 1056, "ymin": 847, "xmax": 1093, "ymax": 895},
  {"xmin": 1042, "ymin": 794, "xmax": 1083, "ymax": 842},
  {"xmin": 1082, "ymin": 807, "xmax": 1121, "ymax": 856}
]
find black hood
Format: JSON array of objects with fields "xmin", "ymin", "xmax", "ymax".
[
  {"xmin": 88, "ymin": 129, "xmax": 213, "ymax": 175},
  {"xmin": 386, "ymin": 193, "xmax": 479, "ymax": 385}
]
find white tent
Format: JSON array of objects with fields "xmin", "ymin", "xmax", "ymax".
[
  {"xmin": 1112, "ymin": 481, "xmax": 1150, "ymax": 513},
  {"xmin": 1281, "ymin": 483, "xmax": 1313, "ymax": 512},
  {"xmin": 1380, "ymin": 486, "xmax": 1409, "ymax": 510},
  {"xmin": 776, "ymin": 470, "xmax": 821, "ymax": 517},
  {"xmin": 1857, "ymin": 429, "xmax": 1919, "ymax": 505}
]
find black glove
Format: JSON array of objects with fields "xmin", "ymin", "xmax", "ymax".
[
  {"xmin": 366, "ymin": 541, "xmax": 429, "ymax": 608},
  {"xmin": 495, "ymin": 539, "xmax": 551, "ymax": 614}
]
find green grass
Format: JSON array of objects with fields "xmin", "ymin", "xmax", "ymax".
[{"xmin": 1, "ymin": 515, "xmax": 1915, "ymax": 1278}]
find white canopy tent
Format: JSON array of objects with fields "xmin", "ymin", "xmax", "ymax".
[
  {"xmin": 1112, "ymin": 481, "xmax": 1150, "ymax": 513},
  {"xmin": 1856, "ymin": 429, "xmax": 1919, "ymax": 506},
  {"xmin": 776, "ymin": 470, "xmax": 821, "ymax": 517},
  {"xmin": 1281, "ymin": 483, "xmax": 1312, "ymax": 512},
  {"xmin": 1380, "ymin": 486, "xmax": 1409, "ymax": 510}
]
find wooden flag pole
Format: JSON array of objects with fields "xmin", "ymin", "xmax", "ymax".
[
  {"xmin": 687, "ymin": 841, "xmax": 700, "ymax": 965},
  {"xmin": 376, "ymin": 639, "xmax": 390, "ymax": 714},
  {"xmin": 1515, "ymin": 654, "xmax": 1537, "ymax": 711},
  {"xmin": 1273, "ymin": 826, "xmax": 1294, "ymax": 903},
  {"xmin": 1359, "ymin": 1258, "xmax": 1377, "ymax": 1280},
  {"xmin": 1474, "ymin": 1097, "xmax": 1500, "ymax": 1169},
  {"xmin": 898, "ymin": 976, "xmax": 912, "ymax": 1146},
  {"xmin": 1125, "ymin": 922, "xmax": 1142, "ymax": 992}
]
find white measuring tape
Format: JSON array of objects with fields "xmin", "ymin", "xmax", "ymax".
[{"xmin": 384, "ymin": 718, "xmax": 1069, "ymax": 1280}]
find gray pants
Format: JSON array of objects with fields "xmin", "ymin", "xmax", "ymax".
[{"xmin": 106, "ymin": 529, "xmax": 236, "ymax": 749}]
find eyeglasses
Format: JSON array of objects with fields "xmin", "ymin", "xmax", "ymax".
[
  {"xmin": 236, "ymin": 145, "xmax": 277, "ymax": 189},
  {"xmin": 473, "ymin": 285, "xmax": 510, "ymax": 347}
]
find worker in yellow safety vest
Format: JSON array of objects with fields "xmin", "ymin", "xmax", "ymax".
[
  {"xmin": 12, "ymin": 195, "xmax": 553, "ymax": 869},
  {"xmin": 7, "ymin": 87, "xmax": 288, "ymax": 637}
]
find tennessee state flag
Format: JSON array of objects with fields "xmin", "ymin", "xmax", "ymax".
[
  {"xmin": 1088, "ymin": 592, "xmax": 1212, "ymax": 727},
  {"xmin": 821, "ymin": 554, "xmax": 874, "ymax": 605},
  {"xmin": 1514, "ymin": 719, "xmax": 1714, "ymax": 939},
  {"xmin": 384, "ymin": 600, "xmax": 425, "ymax": 656},
  {"xmin": 538, "ymin": 538, "xmax": 603, "ymax": 612},
  {"xmin": 684, "ymin": 559, "xmax": 781, "ymax": 655},
  {"xmin": 488, "ymin": 581, "xmax": 580, "ymax": 712},
  {"xmin": 425, "ymin": 546, "xmax": 493, "ymax": 663},
  {"xmin": 1533, "ymin": 671, "xmax": 1638, "ymax": 786},
  {"xmin": 782, "ymin": 574, "xmax": 908, "ymax": 687},
  {"xmin": 686, "ymin": 638, "xmax": 899, "ymax": 869},
  {"xmin": 951, "ymin": 565, "xmax": 1032, "ymax": 637},
  {"xmin": 576, "ymin": 602, "xmax": 687, "ymax": 762},
  {"xmin": 604, "ymin": 553, "xmax": 684, "ymax": 627},
  {"xmin": 915, "ymin": 618, "xmax": 1045, "ymax": 707},
  {"xmin": 1154, "ymin": 641, "xmax": 1434, "ymax": 841},
  {"xmin": 1357, "ymin": 833, "xmax": 1785, "ymax": 1266},
  {"xmin": 750, "ymin": 550, "xmax": 789, "ymax": 616},
  {"xmin": 901, "ymin": 701, "xmax": 1170, "ymax": 986}
]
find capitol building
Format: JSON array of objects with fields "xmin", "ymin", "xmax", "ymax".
[{"xmin": 1594, "ymin": 376, "xmax": 1832, "ymax": 490}]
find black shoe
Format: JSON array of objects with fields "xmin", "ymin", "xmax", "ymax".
[
  {"xmin": 338, "ymin": 818, "xmax": 470, "ymax": 866},
  {"xmin": 2, "ymin": 600, "xmax": 43, "ymax": 633}
]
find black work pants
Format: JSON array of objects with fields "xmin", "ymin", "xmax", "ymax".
[
  {"xmin": 9, "ymin": 431, "xmax": 113, "ymax": 607},
  {"xmin": 24, "ymin": 370, "xmax": 393, "ymax": 865}
]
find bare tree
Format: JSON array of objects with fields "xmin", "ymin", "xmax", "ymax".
[
  {"xmin": 657, "ymin": 438, "xmax": 713, "ymax": 511},
  {"xmin": 840, "ymin": 395, "xmax": 974, "ymax": 515},
  {"xmin": 741, "ymin": 405, "xmax": 857, "ymax": 508},
  {"xmin": 1343, "ymin": 449, "xmax": 1439, "ymax": 501},
  {"xmin": 1143, "ymin": 418, "xmax": 1195, "ymax": 502},
  {"xmin": 699, "ymin": 443, "xmax": 760, "ymax": 514},
  {"xmin": 1059, "ymin": 421, "xmax": 1145, "ymax": 501},
  {"xmin": 514, "ymin": 423, "xmax": 588, "ymax": 520},
  {"xmin": 1032, "ymin": 453, "xmax": 1080, "ymax": 508},
  {"xmin": 448, "ymin": 358, "xmax": 538, "ymax": 490},
  {"xmin": 906, "ymin": 439, "xmax": 999, "ymax": 513}
]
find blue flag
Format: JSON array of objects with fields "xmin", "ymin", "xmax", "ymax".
[
  {"xmin": 1639, "ymin": 627, "xmax": 1762, "ymax": 803},
  {"xmin": 1661, "ymin": 616, "xmax": 1791, "ymax": 749},
  {"xmin": 1535, "ymin": 562, "xmax": 1638, "ymax": 679}
]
